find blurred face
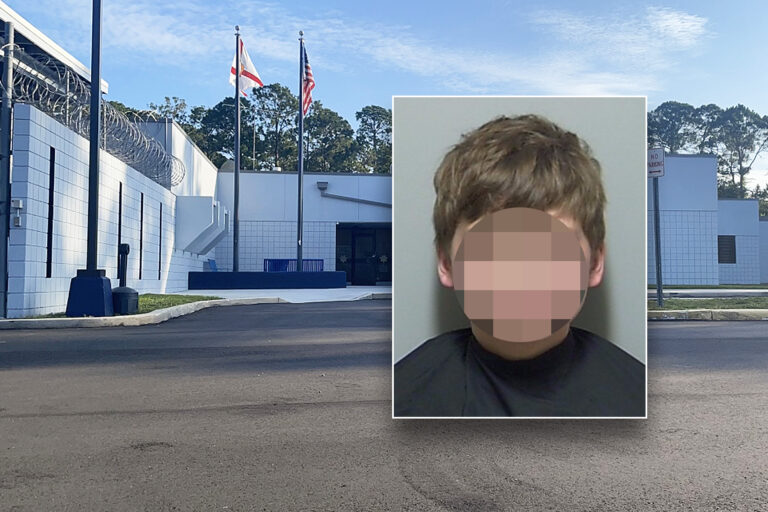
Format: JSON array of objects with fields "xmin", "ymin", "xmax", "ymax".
[{"xmin": 440, "ymin": 207, "xmax": 599, "ymax": 344}]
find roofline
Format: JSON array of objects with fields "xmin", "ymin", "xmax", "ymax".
[
  {"xmin": 664, "ymin": 152, "xmax": 718, "ymax": 159},
  {"xmin": 219, "ymin": 168, "xmax": 392, "ymax": 177},
  {"xmin": 0, "ymin": 1, "xmax": 108, "ymax": 94},
  {"xmin": 137, "ymin": 118, "xmax": 220, "ymax": 172},
  {"xmin": 169, "ymin": 119, "xmax": 218, "ymax": 170}
]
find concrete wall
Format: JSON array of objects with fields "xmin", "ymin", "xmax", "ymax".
[
  {"xmin": 215, "ymin": 220, "xmax": 336, "ymax": 273},
  {"xmin": 214, "ymin": 172, "xmax": 391, "ymax": 272},
  {"xmin": 8, "ymin": 104, "xmax": 209, "ymax": 318},
  {"xmin": 215, "ymin": 172, "xmax": 391, "ymax": 222},
  {"xmin": 718, "ymin": 199, "xmax": 759, "ymax": 284},
  {"xmin": 647, "ymin": 155, "xmax": 719, "ymax": 285},
  {"xmin": 168, "ymin": 123, "xmax": 218, "ymax": 198},
  {"xmin": 137, "ymin": 120, "xmax": 218, "ymax": 198},
  {"xmin": 760, "ymin": 220, "xmax": 768, "ymax": 283}
]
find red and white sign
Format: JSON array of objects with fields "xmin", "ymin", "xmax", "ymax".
[{"xmin": 648, "ymin": 148, "xmax": 665, "ymax": 178}]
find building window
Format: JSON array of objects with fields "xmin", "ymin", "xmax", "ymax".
[{"xmin": 718, "ymin": 235, "xmax": 736, "ymax": 264}]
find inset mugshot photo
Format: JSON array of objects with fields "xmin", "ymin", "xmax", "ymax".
[{"xmin": 392, "ymin": 96, "xmax": 648, "ymax": 418}]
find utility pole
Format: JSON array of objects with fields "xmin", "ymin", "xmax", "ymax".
[
  {"xmin": 0, "ymin": 22, "xmax": 14, "ymax": 317},
  {"xmin": 65, "ymin": 0, "xmax": 113, "ymax": 317}
]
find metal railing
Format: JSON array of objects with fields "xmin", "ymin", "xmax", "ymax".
[{"xmin": 264, "ymin": 258, "xmax": 324, "ymax": 272}]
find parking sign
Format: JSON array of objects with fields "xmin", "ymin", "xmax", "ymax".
[{"xmin": 648, "ymin": 148, "xmax": 665, "ymax": 178}]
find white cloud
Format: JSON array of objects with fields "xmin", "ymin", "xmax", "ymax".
[
  {"xmin": 529, "ymin": 6, "xmax": 709, "ymax": 71},
  {"xmin": 647, "ymin": 7, "xmax": 708, "ymax": 48},
  {"xmin": 9, "ymin": 1, "xmax": 710, "ymax": 96}
]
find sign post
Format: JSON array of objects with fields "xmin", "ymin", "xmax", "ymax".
[{"xmin": 648, "ymin": 148, "xmax": 665, "ymax": 307}]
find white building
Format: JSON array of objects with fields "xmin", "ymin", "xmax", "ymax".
[
  {"xmin": 760, "ymin": 219, "xmax": 768, "ymax": 284},
  {"xmin": 0, "ymin": 3, "xmax": 391, "ymax": 318},
  {"xmin": 7, "ymin": 104, "xmax": 222, "ymax": 318},
  {"xmin": 717, "ymin": 199, "xmax": 760, "ymax": 284},
  {"xmin": 648, "ymin": 153, "xmax": 767, "ymax": 285},
  {"xmin": 647, "ymin": 154, "xmax": 719, "ymax": 285},
  {"xmin": 215, "ymin": 170, "xmax": 392, "ymax": 285}
]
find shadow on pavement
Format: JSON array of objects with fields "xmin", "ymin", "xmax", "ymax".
[
  {"xmin": 0, "ymin": 301, "xmax": 392, "ymax": 373},
  {"xmin": 0, "ymin": 340, "xmax": 390, "ymax": 372}
]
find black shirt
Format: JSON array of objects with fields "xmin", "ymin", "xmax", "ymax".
[{"xmin": 394, "ymin": 326, "xmax": 645, "ymax": 417}]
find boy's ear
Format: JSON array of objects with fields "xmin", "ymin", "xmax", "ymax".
[
  {"xmin": 588, "ymin": 243, "xmax": 605, "ymax": 288},
  {"xmin": 437, "ymin": 248, "xmax": 455, "ymax": 288}
]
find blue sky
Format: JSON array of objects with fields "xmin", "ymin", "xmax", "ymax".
[{"xmin": 7, "ymin": 0, "xmax": 768, "ymax": 183}]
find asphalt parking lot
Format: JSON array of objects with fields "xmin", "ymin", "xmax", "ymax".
[{"xmin": 1, "ymin": 305, "xmax": 767, "ymax": 511}]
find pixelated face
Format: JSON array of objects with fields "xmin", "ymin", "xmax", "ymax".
[{"xmin": 452, "ymin": 207, "xmax": 590, "ymax": 343}]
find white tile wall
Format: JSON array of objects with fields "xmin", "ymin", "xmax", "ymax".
[
  {"xmin": 647, "ymin": 210, "xmax": 718, "ymax": 285},
  {"xmin": 215, "ymin": 220, "xmax": 336, "ymax": 272},
  {"xmin": 760, "ymin": 222, "xmax": 768, "ymax": 284},
  {"xmin": 7, "ymin": 104, "xmax": 209, "ymax": 318},
  {"xmin": 719, "ymin": 235, "xmax": 760, "ymax": 284}
]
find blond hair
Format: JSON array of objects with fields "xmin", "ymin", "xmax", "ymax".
[{"xmin": 433, "ymin": 114, "xmax": 606, "ymax": 258}]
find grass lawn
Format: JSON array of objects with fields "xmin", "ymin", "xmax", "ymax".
[
  {"xmin": 29, "ymin": 293, "xmax": 222, "ymax": 318},
  {"xmin": 648, "ymin": 297, "xmax": 768, "ymax": 310},
  {"xmin": 137, "ymin": 294, "xmax": 222, "ymax": 314},
  {"xmin": 647, "ymin": 284, "xmax": 768, "ymax": 289}
]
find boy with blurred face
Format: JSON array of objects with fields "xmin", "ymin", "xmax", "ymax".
[{"xmin": 394, "ymin": 114, "xmax": 645, "ymax": 417}]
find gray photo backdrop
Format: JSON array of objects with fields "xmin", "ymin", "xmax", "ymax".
[{"xmin": 392, "ymin": 96, "xmax": 647, "ymax": 364}]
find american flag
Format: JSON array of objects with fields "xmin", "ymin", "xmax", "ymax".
[{"xmin": 301, "ymin": 43, "xmax": 315, "ymax": 116}]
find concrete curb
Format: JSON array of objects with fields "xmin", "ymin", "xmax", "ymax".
[
  {"xmin": 648, "ymin": 291, "xmax": 768, "ymax": 298},
  {"xmin": 0, "ymin": 297, "xmax": 284, "ymax": 330},
  {"xmin": 648, "ymin": 309, "xmax": 768, "ymax": 321},
  {"xmin": 0, "ymin": 291, "xmax": 392, "ymax": 330}
]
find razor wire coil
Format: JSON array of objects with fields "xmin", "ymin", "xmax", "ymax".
[{"xmin": 1, "ymin": 47, "xmax": 185, "ymax": 189}]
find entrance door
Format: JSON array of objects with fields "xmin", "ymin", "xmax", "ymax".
[
  {"xmin": 336, "ymin": 223, "xmax": 392, "ymax": 285},
  {"xmin": 353, "ymin": 234, "xmax": 377, "ymax": 285}
]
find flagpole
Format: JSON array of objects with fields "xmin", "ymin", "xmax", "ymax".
[
  {"xmin": 233, "ymin": 25, "xmax": 241, "ymax": 272},
  {"xmin": 296, "ymin": 31, "xmax": 305, "ymax": 272}
]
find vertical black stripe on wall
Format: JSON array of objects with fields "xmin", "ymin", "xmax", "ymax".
[
  {"xmin": 45, "ymin": 147, "xmax": 55, "ymax": 278},
  {"xmin": 158, "ymin": 203, "xmax": 162, "ymax": 280},
  {"xmin": 117, "ymin": 182, "xmax": 122, "ymax": 265},
  {"xmin": 117, "ymin": 181, "xmax": 127, "ymax": 272},
  {"xmin": 139, "ymin": 193, "xmax": 144, "ymax": 279}
]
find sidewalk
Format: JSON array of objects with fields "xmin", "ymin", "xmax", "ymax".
[
  {"xmin": 648, "ymin": 288, "xmax": 768, "ymax": 298},
  {"xmin": 0, "ymin": 286, "xmax": 392, "ymax": 329},
  {"xmin": 178, "ymin": 285, "xmax": 391, "ymax": 303},
  {"xmin": 647, "ymin": 288, "xmax": 768, "ymax": 320},
  {"xmin": 648, "ymin": 309, "xmax": 768, "ymax": 320}
]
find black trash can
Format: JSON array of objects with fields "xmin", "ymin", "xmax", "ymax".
[{"xmin": 112, "ymin": 243, "xmax": 138, "ymax": 315}]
